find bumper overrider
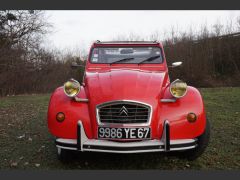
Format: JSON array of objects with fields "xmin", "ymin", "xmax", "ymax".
[{"xmin": 55, "ymin": 120, "xmax": 198, "ymax": 153}]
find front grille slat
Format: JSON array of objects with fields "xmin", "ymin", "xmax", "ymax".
[
  {"xmin": 97, "ymin": 101, "xmax": 151, "ymax": 124},
  {"xmin": 99, "ymin": 111, "xmax": 149, "ymax": 114}
]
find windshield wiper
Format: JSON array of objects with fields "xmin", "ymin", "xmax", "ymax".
[
  {"xmin": 137, "ymin": 55, "xmax": 160, "ymax": 65},
  {"xmin": 110, "ymin": 57, "xmax": 134, "ymax": 65}
]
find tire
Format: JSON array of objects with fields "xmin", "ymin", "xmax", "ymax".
[
  {"xmin": 57, "ymin": 147, "xmax": 70, "ymax": 162},
  {"xmin": 178, "ymin": 118, "xmax": 210, "ymax": 160}
]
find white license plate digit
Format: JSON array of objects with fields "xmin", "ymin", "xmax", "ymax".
[
  {"xmin": 98, "ymin": 127, "xmax": 105, "ymax": 138},
  {"xmin": 138, "ymin": 128, "xmax": 144, "ymax": 138},
  {"xmin": 144, "ymin": 128, "xmax": 149, "ymax": 138},
  {"xmin": 116, "ymin": 128, "xmax": 122, "ymax": 138},
  {"xmin": 110, "ymin": 128, "xmax": 117, "ymax": 138},
  {"xmin": 104, "ymin": 127, "xmax": 110, "ymax": 138}
]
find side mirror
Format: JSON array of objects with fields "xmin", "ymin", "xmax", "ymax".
[
  {"xmin": 71, "ymin": 62, "xmax": 85, "ymax": 69},
  {"xmin": 170, "ymin": 61, "xmax": 182, "ymax": 68}
]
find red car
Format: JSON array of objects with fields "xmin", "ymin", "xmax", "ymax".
[{"xmin": 48, "ymin": 41, "xmax": 210, "ymax": 161}]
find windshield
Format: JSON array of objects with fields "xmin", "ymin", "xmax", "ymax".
[{"xmin": 90, "ymin": 47, "xmax": 163, "ymax": 64}]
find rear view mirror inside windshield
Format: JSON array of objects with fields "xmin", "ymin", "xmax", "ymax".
[{"xmin": 120, "ymin": 48, "xmax": 134, "ymax": 54}]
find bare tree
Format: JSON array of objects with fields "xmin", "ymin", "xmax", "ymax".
[
  {"xmin": 0, "ymin": 10, "xmax": 52, "ymax": 96},
  {"xmin": 213, "ymin": 20, "xmax": 224, "ymax": 36},
  {"xmin": 237, "ymin": 16, "xmax": 240, "ymax": 31}
]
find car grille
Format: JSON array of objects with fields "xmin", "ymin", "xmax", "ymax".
[{"xmin": 97, "ymin": 101, "xmax": 151, "ymax": 124}]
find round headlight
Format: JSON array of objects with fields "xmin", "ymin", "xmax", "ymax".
[
  {"xmin": 63, "ymin": 79, "xmax": 81, "ymax": 97},
  {"xmin": 170, "ymin": 79, "xmax": 187, "ymax": 98}
]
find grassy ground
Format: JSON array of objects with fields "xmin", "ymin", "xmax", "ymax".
[{"xmin": 0, "ymin": 88, "xmax": 239, "ymax": 170}]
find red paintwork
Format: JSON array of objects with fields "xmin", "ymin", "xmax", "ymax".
[{"xmin": 48, "ymin": 42, "xmax": 207, "ymax": 140}]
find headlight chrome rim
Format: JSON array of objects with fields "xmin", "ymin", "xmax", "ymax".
[
  {"xmin": 170, "ymin": 79, "xmax": 187, "ymax": 98},
  {"xmin": 63, "ymin": 78, "xmax": 81, "ymax": 97}
]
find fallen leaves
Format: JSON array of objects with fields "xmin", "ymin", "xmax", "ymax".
[
  {"xmin": 10, "ymin": 162, "xmax": 18, "ymax": 167},
  {"xmin": 37, "ymin": 145, "xmax": 46, "ymax": 153},
  {"xmin": 17, "ymin": 134, "xmax": 25, "ymax": 139}
]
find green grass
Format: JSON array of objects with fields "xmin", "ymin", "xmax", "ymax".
[{"xmin": 0, "ymin": 88, "xmax": 239, "ymax": 170}]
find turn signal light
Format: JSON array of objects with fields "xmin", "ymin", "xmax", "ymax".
[
  {"xmin": 56, "ymin": 112, "xmax": 65, "ymax": 122},
  {"xmin": 187, "ymin": 112, "xmax": 197, "ymax": 123}
]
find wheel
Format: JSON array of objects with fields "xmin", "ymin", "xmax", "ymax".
[
  {"xmin": 178, "ymin": 118, "xmax": 211, "ymax": 160},
  {"xmin": 57, "ymin": 147, "xmax": 70, "ymax": 162}
]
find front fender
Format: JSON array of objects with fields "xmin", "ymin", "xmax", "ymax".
[
  {"xmin": 158, "ymin": 86, "xmax": 206, "ymax": 139},
  {"xmin": 47, "ymin": 86, "xmax": 93, "ymax": 139}
]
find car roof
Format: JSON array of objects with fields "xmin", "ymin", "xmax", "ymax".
[{"xmin": 93, "ymin": 40, "xmax": 160, "ymax": 45}]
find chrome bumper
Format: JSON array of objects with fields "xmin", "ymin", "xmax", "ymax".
[{"xmin": 55, "ymin": 120, "xmax": 197, "ymax": 153}]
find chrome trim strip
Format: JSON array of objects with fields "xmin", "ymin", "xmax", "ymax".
[
  {"xmin": 56, "ymin": 145, "xmax": 77, "ymax": 151},
  {"xmin": 56, "ymin": 138, "xmax": 77, "ymax": 144},
  {"xmin": 160, "ymin": 98, "xmax": 176, "ymax": 103},
  {"xmin": 56, "ymin": 142, "xmax": 197, "ymax": 152},
  {"xmin": 82, "ymin": 145, "xmax": 196, "ymax": 153},
  {"xmin": 77, "ymin": 121, "xmax": 81, "ymax": 150},
  {"xmin": 78, "ymin": 121, "xmax": 88, "ymax": 151},
  {"xmin": 96, "ymin": 100, "xmax": 152, "ymax": 127},
  {"xmin": 95, "ymin": 41, "xmax": 159, "ymax": 44},
  {"xmin": 83, "ymin": 149, "xmax": 165, "ymax": 154},
  {"xmin": 162, "ymin": 120, "xmax": 170, "ymax": 151},
  {"xmin": 170, "ymin": 139, "xmax": 197, "ymax": 144},
  {"xmin": 56, "ymin": 141, "xmax": 196, "ymax": 153},
  {"xmin": 170, "ymin": 145, "xmax": 197, "ymax": 151},
  {"xmin": 83, "ymin": 139, "xmax": 163, "ymax": 147},
  {"xmin": 74, "ymin": 97, "xmax": 89, "ymax": 102}
]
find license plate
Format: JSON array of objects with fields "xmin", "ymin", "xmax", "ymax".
[{"xmin": 98, "ymin": 127, "xmax": 151, "ymax": 140}]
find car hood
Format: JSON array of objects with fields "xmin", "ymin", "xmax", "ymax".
[{"xmin": 85, "ymin": 69, "xmax": 168, "ymax": 106}]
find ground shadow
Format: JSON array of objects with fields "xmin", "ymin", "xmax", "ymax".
[{"xmin": 56, "ymin": 150, "xmax": 185, "ymax": 169}]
